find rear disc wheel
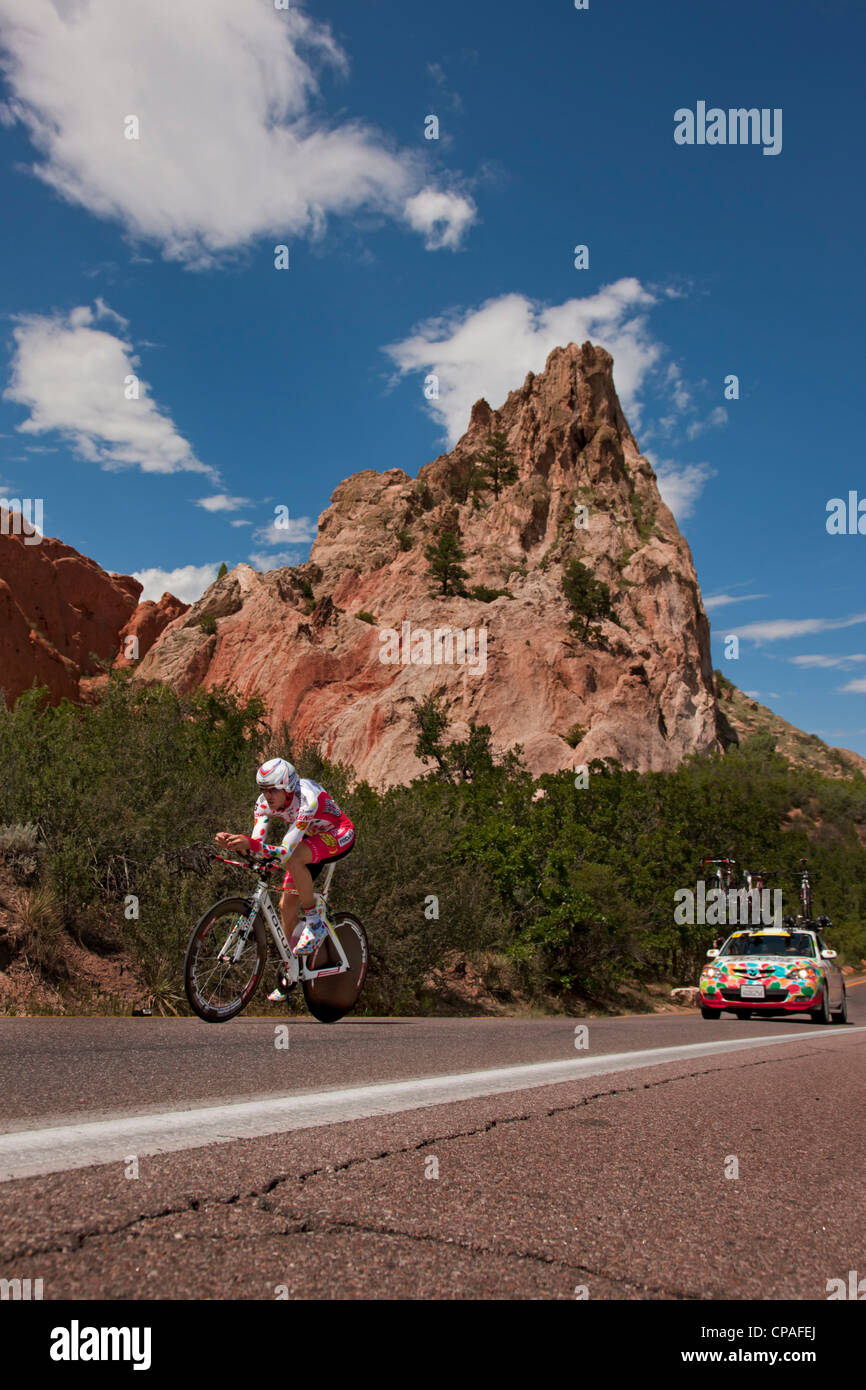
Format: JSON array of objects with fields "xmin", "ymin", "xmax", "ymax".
[{"xmin": 303, "ymin": 912, "xmax": 368, "ymax": 1023}]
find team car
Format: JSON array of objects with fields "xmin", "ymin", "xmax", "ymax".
[{"xmin": 699, "ymin": 925, "xmax": 848, "ymax": 1023}]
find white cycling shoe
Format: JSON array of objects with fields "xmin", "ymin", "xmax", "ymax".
[{"xmin": 292, "ymin": 913, "xmax": 328, "ymax": 957}]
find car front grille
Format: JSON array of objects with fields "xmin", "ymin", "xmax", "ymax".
[{"xmin": 719, "ymin": 987, "xmax": 797, "ymax": 1003}]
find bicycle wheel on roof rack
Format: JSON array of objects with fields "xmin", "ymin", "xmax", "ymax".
[{"xmin": 302, "ymin": 912, "xmax": 368, "ymax": 1023}]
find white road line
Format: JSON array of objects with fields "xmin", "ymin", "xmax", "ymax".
[{"xmin": 1, "ymin": 1027, "xmax": 863, "ymax": 1182}]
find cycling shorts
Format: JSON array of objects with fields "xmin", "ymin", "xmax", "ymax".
[{"xmin": 280, "ymin": 815, "xmax": 355, "ymax": 892}]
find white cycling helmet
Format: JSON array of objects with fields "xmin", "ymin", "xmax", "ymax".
[{"xmin": 256, "ymin": 757, "xmax": 300, "ymax": 797}]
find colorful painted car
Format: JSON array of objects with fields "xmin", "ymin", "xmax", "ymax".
[{"xmin": 699, "ymin": 927, "xmax": 847, "ymax": 1023}]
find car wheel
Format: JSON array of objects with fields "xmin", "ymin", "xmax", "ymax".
[
  {"xmin": 810, "ymin": 988, "xmax": 831, "ymax": 1024},
  {"xmin": 733, "ymin": 1009, "xmax": 752, "ymax": 1020},
  {"xmin": 700, "ymin": 1006, "xmax": 720, "ymax": 1019},
  {"xmin": 831, "ymin": 987, "xmax": 848, "ymax": 1025}
]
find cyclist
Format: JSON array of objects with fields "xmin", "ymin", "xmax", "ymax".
[{"xmin": 214, "ymin": 758, "xmax": 355, "ymax": 1000}]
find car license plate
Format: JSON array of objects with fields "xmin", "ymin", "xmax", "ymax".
[{"xmin": 741, "ymin": 984, "xmax": 765, "ymax": 999}]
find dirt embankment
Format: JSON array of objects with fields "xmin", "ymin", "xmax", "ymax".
[{"xmin": 0, "ymin": 867, "xmax": 145, "ymax": 1016}]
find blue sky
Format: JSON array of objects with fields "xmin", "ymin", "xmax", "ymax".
[{"xmin": 1, "ymin": 0, "xmax": 865, "ymax": 752}]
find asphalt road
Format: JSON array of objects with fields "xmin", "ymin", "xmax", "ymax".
[{"xmin": 1, "ymin": 988, "xmax": 864, "ymax": 1299}]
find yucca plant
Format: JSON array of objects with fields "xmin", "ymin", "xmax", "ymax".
[
  {"xmin": 19, "ymin": 884, "xmax": 68, "ymax": 980},
  {"xmin": 139, "ymin": 952, "xmax": 184, "ymax": 1017}
]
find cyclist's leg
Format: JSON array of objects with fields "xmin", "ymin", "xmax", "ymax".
[
  {"xmin": 284, "ymin": 841, "xmax": 316, "ymax": 915},
  {"xmin": 289, "ymin": 831, "xmax": 355, "ymax": 954},
  {"xmin": 286, "ymin": 832, "xmax": 354, "ymax": 909},
  {"xmin": 278, "ymin": 885, "xmax": 303, "ymax": 945},
  {"xmin": 267, "ymin": 876, "xmax": 309, "ymax": 999}
]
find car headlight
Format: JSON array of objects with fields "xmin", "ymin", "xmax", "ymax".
[
  {"xmin": 796, "ymin": 969, "xmax": 812, "ymax": 979},
  {"xmin": 704, "ymin": 968, "xmax": 716, "ymax": 978}
]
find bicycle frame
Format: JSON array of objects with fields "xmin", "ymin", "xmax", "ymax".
[
  {"xmin": 798, "ymin": 859, "xmax": 813, "ymax": 920},
  {"xmin": 218, "ymin": 859, "xmax": 350, "ymax": 985},
  {"xmin": 701, "ymin": 856, "xmax": 736, "ymax": 894}
]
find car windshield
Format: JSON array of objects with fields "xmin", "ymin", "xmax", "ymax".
[{"xmin": 719, "ymin": 933, "xmax": 816, "ymax": 958}]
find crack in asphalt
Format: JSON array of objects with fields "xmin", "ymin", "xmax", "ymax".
[
  {"xmin": 122, "ymin": 1209, "xmax": 695, "ymax": 1300},
  {"xmin": 280, "ymin": 1040, "xmax": 849, "ymax": 1189},
  {"xmin": 292, "ymin": 1213, "xmax": 696, "ymax": 1299},
  {"xmin": 1, "ymin": 1040, "xmax": 855, "ymax": 1281}
]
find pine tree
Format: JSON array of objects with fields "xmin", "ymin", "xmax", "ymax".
[
  {"xmin": 454, "ymin": 464, "xmax": 486, "ymax": 505},
  {"xmin": 411, "ymin": 695, "xmax": 451, "ymax": 776},
  {"xmin": 475, "ymin": 431, "xmax": 518, "ymax": 500},
  {"xmin": 216, "ymin": 562, "xmax": 228, "ymax": 579},
  {"xmin": 562, "ymin": 559, "xmax": 613, "ymax": 637},
  {"xmin": 425, "ymin": 530, "xmax": 469, "ymax": 596}
]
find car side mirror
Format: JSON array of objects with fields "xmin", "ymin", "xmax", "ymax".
[
  {"xmin": 706, "ymin": 948, "xmax": 719, "ymax": 958},
  {"xmin": 821, "ymin": 949, "xmax": 837, "ymax": 959}
]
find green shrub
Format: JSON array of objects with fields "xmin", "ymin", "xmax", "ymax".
[
  {"xmin": 2, "ymin": 674, "xmax": 866, "ymax": 1014},
  {"xmin": 469, "ymin": 584, "xmax": 512, "ymax": 603},
  {"xmin": 629, "ymin": 492, "xmax": 655, "ymax": 544},
  {"xmin": 356, "ymin": 611, "xmax": 376, "ymax": 624},
  {"xmin": 199, "ymin": 613, "xmax": 217, "ymax": 635},
  {"xmin": 396, "ymin": 530, "xmax": 414, "ymax": 551},
  {"xmin": 564, "ymin": 724, "xmax": 586, "ymax": 749},
  {"xmin": 0, "ymin": 822, "xmax": 40, "ymax": 855}
]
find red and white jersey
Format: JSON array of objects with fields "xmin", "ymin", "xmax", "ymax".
[{"xmin": 249, "ymin": 778, "xmax": 345, "ymax": 866}]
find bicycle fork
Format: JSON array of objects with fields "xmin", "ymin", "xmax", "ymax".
[{"xmin": 218, "ymin": 905, "xmax": 257, "ymax": 964}]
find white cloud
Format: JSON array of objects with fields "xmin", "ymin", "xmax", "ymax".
[
  {"xmin": 196, "ymin": 494, "xmax": 249, "ymax": 513},
  {"xmin": 230, "ymin": 519, "xmax": 253, "ymax": 528},
  {"xmin": 0, "ymin": 0, "xmax": 474, "ymax": 263},
  {"xmin": 686, "ymin": 406, "xmax": 728, "ymax": 440},
  {"xmin": 247, "ymin": 549, "xmax": 305, "ymax": 571},
  {"xmin": 704, "ymin": 592, "xmax": 769, "ymax": 611},
  {"xmin": 252, "ymin": 515, "xmax": 317, "ymax": 548},
  {"xmin": 3, "ymin": 302, "xmax": 213, "ymax": 477},
  {"xmin": 840, "ymin": 678, "xmax": 866, "ymax": 694},
  {"xmin": 404, "ymin": 188, "xmax": 476, "ymax": 251},
  {"xmin": 133, "ymin": 563, "xmax": 219, "ymax": 605},
  {"xmin": 665, "ymin": 362, "xmax": 691, "ymax": 412},
  {"xmin": 385, "ymin": 278, "xmax": 661, "ymax": 445},
  {"xmin": 651, "ymin": 458, "xmax": 715, "ymax": 521},
  {"xmin": 790, "ymin": 653, "xmax": 866, "ymax": 669},
  {"xmin": 735, "ymin": 613, "xmax": 866, "ymax": 643}
]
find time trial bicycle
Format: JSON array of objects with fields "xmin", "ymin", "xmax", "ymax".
[{"xmin": 184, "ymin": 850, "xmax": 368, "ymax": 1024}]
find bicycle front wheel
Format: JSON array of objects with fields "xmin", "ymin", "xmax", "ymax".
[{"xmin": 184, "ymin": 896, "xmax": 267, "ymax": 1023}]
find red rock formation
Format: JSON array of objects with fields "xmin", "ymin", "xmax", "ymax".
[
  {"xmin": 0, "ymin": 511, "xmax": 183, "ymax": 705},
  {"xmin": 114, "ymin": 592, "xmax": 189, "ymax": 669},
  {"xmin": 134, "ymin": 342, "xmax": 723, "ymax": 785}
]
